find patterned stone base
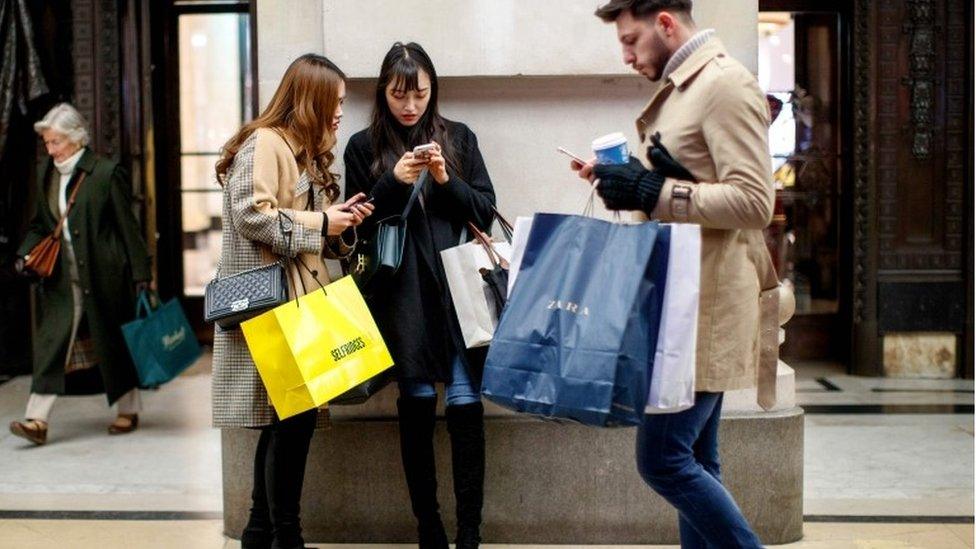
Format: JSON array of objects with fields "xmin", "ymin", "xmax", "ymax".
[{"xmin": 883, "ymin": 332, "xmax": 957, "ymax": 379}]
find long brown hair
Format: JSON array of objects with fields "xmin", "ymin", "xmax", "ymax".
[{"xmin": 216, "ymin": 54, "xmax": 346, "ymax": 201}]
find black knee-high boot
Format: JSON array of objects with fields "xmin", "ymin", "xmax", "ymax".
[
  {"xmin": 241, "ymin": 428, "xmax": 274, "ymax": 549},
  {"xmin": 397, "ymin": 396, "xmax": 449, "ymax": 549},
  {"xmin": 446, "ymin": 402, "xmax": 485, "ymax": 549},
  {"xmin": 266, "ymin": 409, "xmax": 317, "ymax": 549}
]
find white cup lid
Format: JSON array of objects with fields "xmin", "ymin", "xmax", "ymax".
[{"xmin": 592, "ymin": 132, "xmax": 628, "ymax": 151}]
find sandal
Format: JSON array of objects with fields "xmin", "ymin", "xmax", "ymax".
[
  {"xmin": 108, "ymin": 414, "xmax": 139, "ymax": 435},
  {"xmin": 9, "ymin": 419, "xmax": 48, "ymax": 445}
]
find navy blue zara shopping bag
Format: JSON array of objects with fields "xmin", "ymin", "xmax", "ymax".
[
  {"xmin": 122, "ymin": 291, "xmax": 202, "ymax": 387},
  {"xmin": 482, "ymin": 214, "xmax": 670, "ymax": 427}
]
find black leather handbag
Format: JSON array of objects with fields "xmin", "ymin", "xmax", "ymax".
[
  {"xmin": 204, "ymin": 213, "xmax": 293, "ymax": 328},
  {"xmin": 350, "ymin": 169, "xmax": 428, "ymax": 295},
  {"xmin": 467, "ymin": 216, "xmax": 512, "ymax": 319}
]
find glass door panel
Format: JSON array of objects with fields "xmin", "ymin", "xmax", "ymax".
[{"xmin": 177, "ymin": 12, "xmax": 252, "ymax": 296}]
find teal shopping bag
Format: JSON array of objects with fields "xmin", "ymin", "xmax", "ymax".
[{"xmin": 122, "ymin": 291, "xmax": 203, "ymax": 387}]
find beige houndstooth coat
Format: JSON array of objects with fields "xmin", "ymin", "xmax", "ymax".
[{"xmin": 212, "ymin": 128, "xmax": 354, "ymax": 429}]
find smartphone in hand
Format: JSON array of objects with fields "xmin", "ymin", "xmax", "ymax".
[
  {"xmin": 559, "ymin": 147, "xmax": 598, "ymax": 185},
  {"xmin": 557, "ymin": 146, "xmax": 587, "ymax": 166},
  {"xmin": 413, "ymin": 143, "xmax": 437, "ymax": 161},
  {"xmin": 341, "ymin": 193, "xmax": 374, "ymax": 212}
]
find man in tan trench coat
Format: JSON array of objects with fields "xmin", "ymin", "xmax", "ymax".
[{"xmin": 575, "ymin": 1, "xmax": 776, "ymax": 546}]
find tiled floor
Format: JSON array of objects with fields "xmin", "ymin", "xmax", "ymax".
[
  {"xmin": 0, "ymin": 355, "xmax": 972, "ymax": 548},
  {"xmin": 0, "ymin": 520, "xmax": 971, "ymax": 549}
]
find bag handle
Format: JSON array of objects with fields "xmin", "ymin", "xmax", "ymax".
[
  {"xmin": 581, "ymin": 179, "xmax": 621, "ymax": 222},
  {"xmin": 135, "ymin": 289, "xmax": 155, "ymax": 318},
  {"xmin": 467, "ymin": 221, "xmax": 509, "ymax": 270},
  {"xmin": 491, "ymin": 206, "xmax": 514, "ymax": 243},
  {"xmin": 459, "ymin": 208, "xmax": 514, "ymax": 246},
  {"xmin": 53, "ymin": 172, "xmax": 87, "ymax": 239}
]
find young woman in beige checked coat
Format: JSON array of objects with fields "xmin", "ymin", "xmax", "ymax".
[{"xmin": 212, "ymin": 53, "xmax": 374, "ymax": 549}]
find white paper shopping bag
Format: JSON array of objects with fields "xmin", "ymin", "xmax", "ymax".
[
  {"xmin": 506, "ymin": 216, "xmax": 535, "ymax": 297},
  {"xmin": 646, "ymin": 223, "xmax": 701, "ymax": 414},
  {"xmin": 440, "ymin": 232, "xmax": 512, "ymax": 348}
]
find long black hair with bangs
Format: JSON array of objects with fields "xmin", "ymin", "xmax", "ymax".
[{"xmin": 368, "ymin": 42, "xmax": 460, "ymax": 178}]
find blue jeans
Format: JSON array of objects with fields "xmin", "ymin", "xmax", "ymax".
[
  {"xmin": 400, "ymin": 355, "xmax": 480, "ymax": 407},
  {"xmin": 636, "ymin": 392, "xmax": 763, "ymax": 549}
]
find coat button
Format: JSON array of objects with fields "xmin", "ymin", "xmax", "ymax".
[
  {"xmin": 72, "ymin": 229, "xmax": 80, "ymax": 236},
  {"xmin": 77, "ymin": 259, "xmax": 85, "ymax": 267},
  {"xmin": 83, "ymin": 289, "xmax": 91, "ymax": 296}
]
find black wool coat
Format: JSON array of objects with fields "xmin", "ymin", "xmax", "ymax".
[
  {"xmin": 18, "ymin": 149, "xmax": 151, "ymax": 403},
  {"xmin": 343, "ymin": 120, "xmax": 495, "ymax": 384}
]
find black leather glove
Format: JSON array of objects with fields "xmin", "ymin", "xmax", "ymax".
[
  {"xmin": 648, "ymin": 132, "xmax": 696, "ymax": 182},
  {"xmin": 593, "ymin": 156, "xmax": 665, "ymax": 213}
]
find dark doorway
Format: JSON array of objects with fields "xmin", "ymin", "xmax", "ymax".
[{"xmin": 759, "ymin": 1, "xmax": 854, "ymax": 369}]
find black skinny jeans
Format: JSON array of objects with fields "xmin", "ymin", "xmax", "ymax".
[{"xmin": 241, "ymin": 408, "xmax": 318, "ymax": 549}]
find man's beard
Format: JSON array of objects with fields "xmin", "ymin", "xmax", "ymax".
[{"xmin": 645, "ymin": 36, "xmax": 672, "ymax": 82}]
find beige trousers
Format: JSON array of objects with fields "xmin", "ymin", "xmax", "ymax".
[{"xmin": 25, "ymin": 388, "xmax": 142, "ymax": 422}]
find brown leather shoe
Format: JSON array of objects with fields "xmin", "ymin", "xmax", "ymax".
[
  {"xmin": 108, "ymin": 414, "xmax": 139, "ymax": 435},
  {"xmin": 9, "ymin": 420, "xmax": 47, "ymax": 445}
]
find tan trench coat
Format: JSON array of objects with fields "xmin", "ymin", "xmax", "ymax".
[
  {"xmin": 212, "ymin": 128, "xmax": 354, "ymax": 428},
  {"xmin": 634, "ymin": 37, "xmax": 779, "ymax": 397}
]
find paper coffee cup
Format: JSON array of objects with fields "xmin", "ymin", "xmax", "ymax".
[{"xmin": 592, "ymin": 132, "xmax": 629, "ymax": 164}]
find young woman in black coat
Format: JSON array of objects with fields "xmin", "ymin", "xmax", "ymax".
[{"xmin": 343, "ymin": 42, "xmax": 495, "ymax": 549}]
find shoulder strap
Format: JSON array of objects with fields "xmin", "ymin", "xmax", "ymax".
[
  {"xmin": 401, "ymin": 168, "xmax": 429, "ymax": 221},
  {"xmin": 53, "ymin": 172, "xmax": 87, "ymax": 239}
]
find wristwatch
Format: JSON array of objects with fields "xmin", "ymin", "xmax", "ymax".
[{"xmin": 670, "ymin": 184, "xmax": 693, "ymax": 220}]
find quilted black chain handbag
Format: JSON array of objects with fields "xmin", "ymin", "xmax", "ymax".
[{"xmin": 204, "ymin": 212, "xmax": 294, "ymax": 329}]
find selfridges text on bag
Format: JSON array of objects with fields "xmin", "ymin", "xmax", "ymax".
[{"xmin": 241, "ymin": 275, "xmax": 394, "ymax": 419}]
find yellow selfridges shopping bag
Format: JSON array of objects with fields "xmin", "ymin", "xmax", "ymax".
[{"xmin": 241, "ymin": 275, "xmax": 394, "ymax": 420}]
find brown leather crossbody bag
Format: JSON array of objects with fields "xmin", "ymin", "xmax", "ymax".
[{"xmin": 24, "ymin": 172, "xmax": 87, "ymax": 278}]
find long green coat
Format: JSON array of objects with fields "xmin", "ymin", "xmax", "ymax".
[{"xmin": 18, "ymin": 149, "xmax": 151, "ymax": 403}]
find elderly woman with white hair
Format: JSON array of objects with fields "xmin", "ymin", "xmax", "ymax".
[{"xmin": 10, "ymin": 103, "xmax": 152, "ymax": 445}]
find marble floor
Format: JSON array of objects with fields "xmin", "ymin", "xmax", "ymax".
[
  {"xmin": 0, "ymin": 354, "xmax": 972, "ymax": 548},
  {"xmin": 0, "ymin": 520, "xmax": 971, "ymax": 549}
]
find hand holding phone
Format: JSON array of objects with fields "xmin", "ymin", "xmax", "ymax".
[
  {"xmin": 557, "ymin": 146, "xmax": 587, "ymax": 166},
  {"xmin": 341, "ymin": 193, "xmax": 374, "ymax": 212},
  {"xmin": 559, "ymin": 147, "xmax": 597, "ymax": 183},
  {"xmin": 413, "ymin": 143, "xmax": 437, "ymax": 161}
]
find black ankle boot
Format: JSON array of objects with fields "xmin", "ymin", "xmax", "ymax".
[
  {"xmin": 446, "ymin": 402, "xmax": 485, "ymax": 549},
  {"xmin": 398, "ymin": 396, "xmax": 449, "ymax": 549}
]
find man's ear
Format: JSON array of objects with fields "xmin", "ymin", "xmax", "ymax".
[{"xmin": 656, "ymin": 11, "xmax": 678, "ymax": 35}]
